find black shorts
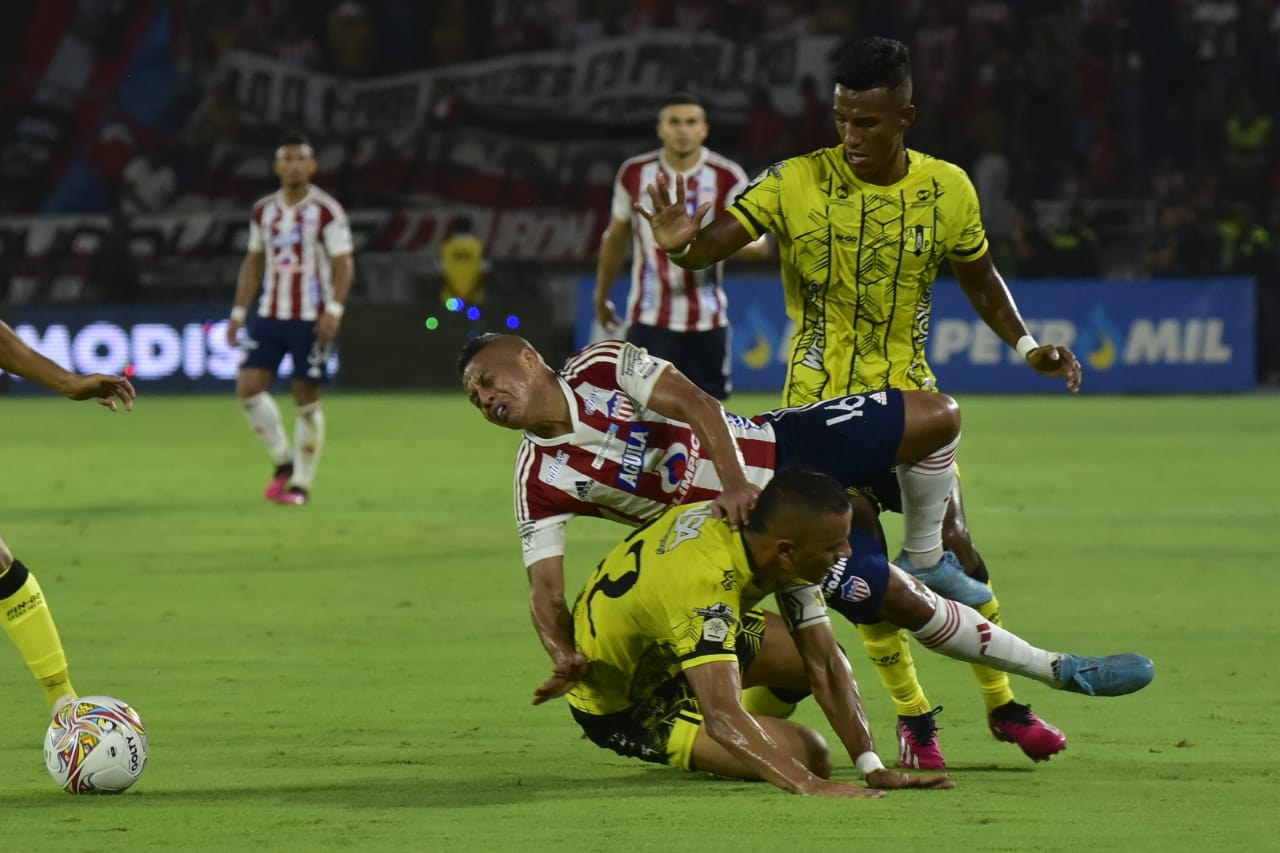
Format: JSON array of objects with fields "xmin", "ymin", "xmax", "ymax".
[
  {"xmin": 625, "ymin": 324, "xmax": 730, "ymax": 400},
  {"xmin": 570, "ymin": 607, "xmax": 767, "ymax": 769}
]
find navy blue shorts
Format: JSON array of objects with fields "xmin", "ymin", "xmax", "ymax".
[
  {"xmin": 240, "ymin": 316, "xmax": 333, "ymax": 384},
  {"xmin": 626, "ymin": 324, "xmax": 730, "ymax": 400},
  {"xmin": 764, "ymin": 391, "xmax": 905, "ymax": 492},
  {"xmin": 820, "ymin": 525, "xmax": 891, "ymax": 625}
]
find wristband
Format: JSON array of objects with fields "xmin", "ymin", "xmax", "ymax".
[
  {"xmin": 324, "ymin": 302, "xmax": 345, "ymax": 319},
  {"xmin": 1015, "ymin": 334, "xmax": 1040, "ymax": 360},
  {"xmin": 855, "ymin": 751, "xmax": 885, "ymax": 777},
  {"xmin": 667, "ymin": 241, "xmax": 693, "ymax": 259},
  {"xmin": 229, "ymin": 306, "xmax": 247, "ymax": 323}
]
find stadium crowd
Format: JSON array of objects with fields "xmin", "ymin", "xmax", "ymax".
[{"xmin": 0, "ymin": 0, "xmax": 1276, "ymax": 377}]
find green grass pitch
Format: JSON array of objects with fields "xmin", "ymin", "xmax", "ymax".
[{"xmin": 1, "ymin": 390, "xmax": 1277, "ymax": 851}]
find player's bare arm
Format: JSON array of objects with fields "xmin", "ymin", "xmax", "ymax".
[
  {"xmin": 645, "ymin": 365, "xmax": 759, "ymax": 528},
  {"xmin": 685, "ymin": 660, "xmax": 881, "ymax": 798},
  {"xmin": 791, "ymin": 620, "xmax": 953, "ymax": 791},
  {"xmin": 634, "ymin": 172, "xmax": 754, "ymax": 270},
  {"xmin": 226, "ymin": 250, "xmax": 266, "ymax": 346},
  {"xmin": 315, "ymin": 252, "xmax": 354, "ymax": 343},
  {"xmin": 594, "ymin": 217, "xmax": 632, "ymax": 331},
  {"xmin": 731, "ymin": 235, "xmax": 771, "ymax": 262},
  {"xmin": 952, "ymin": 250, "xmax": 1083, "ymax": 393},
  {"xmin": 0, "ymin": 321, "xmax": 135, "ymax": 411},
  {"xmin": 528, "ymin": 555, "xmax": 588, "ymax": 704}
]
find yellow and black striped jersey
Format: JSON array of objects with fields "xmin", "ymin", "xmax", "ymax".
[
  {"xmin": 567, "ymin": 502, "xmax": 828, "ymax": 717},
  {"xmin": 728, "ymin": 146, "xmax": 988, "ymax": 404}
]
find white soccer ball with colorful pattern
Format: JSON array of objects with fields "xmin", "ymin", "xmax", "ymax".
[{"xmin": 44, "ymin": 695, "xmax": 149, "ymax": 793}]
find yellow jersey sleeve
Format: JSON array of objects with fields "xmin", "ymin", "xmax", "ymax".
[
  {"xmin": 666, "ymin": 554, "xmax": 745, "ymax": 670},
  {"xmin": 944, "ymin": 167, "xmax": 989, "ymax": 261},
  {"xmin": 727, "ymin": 159, "xmax": 798, "ymax": 241}
]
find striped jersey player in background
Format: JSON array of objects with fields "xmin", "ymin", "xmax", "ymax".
[
  {"xmin": 225, "ymin": 132, "xmax": 354, "ymax": 507},
  {"xmin": 593, "ymin": 92, "xmax": 768, "ymax": 400}
]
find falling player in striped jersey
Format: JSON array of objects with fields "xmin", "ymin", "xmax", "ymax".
[
  {"xmin": 593, "ymin": 92, "xmax": 768, "ymax": 400},
  {"xmin": 457, "ymin": 334, "xmax": 1153, "ymax": 731},
  {"xmin": 226, "ymin": 132, "xmax": 354, "ymax": 506}
]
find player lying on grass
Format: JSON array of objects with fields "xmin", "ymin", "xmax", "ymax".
[
  {"xmin": 458, "ymin": 334, "xmax": 1152, "ymax": 759},
  {"xmin": 0, "ymin": 318, "xmax": 135, "ymax": 717},
  {"xmin": 566, "ymin": 468, "xmax": 954, "ymax": 796}
]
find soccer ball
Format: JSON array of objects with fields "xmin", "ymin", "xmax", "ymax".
[{"xmin": 44, "ymin": 695, "xmax": 149, "ymax": 794}]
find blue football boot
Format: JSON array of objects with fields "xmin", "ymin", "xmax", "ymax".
[
  {"xmin": 894, "ymin": 550, "xmax": 994, "ymax": 606},
  {"xmin": 1055, "ymin": 653, "xmax": 1155, "ymax": 696}
]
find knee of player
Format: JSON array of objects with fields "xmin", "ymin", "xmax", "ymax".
[
  {"xmin": 933, "ymin": 392, "xmax": 962, "ymax": 439},
  {"xmin": 795, "ymin": 725, "xmax": 832, "ymax": 778}
]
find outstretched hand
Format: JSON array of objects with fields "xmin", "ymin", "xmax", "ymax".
[
  {"xmin": 1026, "ymin": 345, "xmax": 1082, "ymax": 393},
  {"xmin": 710, "ymin": 482, "xmax": 761, "ymax": 531},
  {"xmin": 865, "ymin": 768, "xmax": 955, "ymax": 790},
  {"xmin": 796, "ymin": 779, "xmax": 885, "ymax": 799},
  {"xmin": 65, "ymin": 374, "xmax": 136, "ymax": 412},
  {"xmin": 532, "ymin": 652, "xmax": 590, "ymax": 706},
  {"xmin": 633, "ymin": 172, "xmax": 713, "ymax": 254}
]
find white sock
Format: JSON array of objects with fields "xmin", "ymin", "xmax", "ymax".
[
  {"xmin": 240, "ymin": 391, "xmax": 291, "ymax": 466},
  {"xmin": 292, "ymin": 401, "xmax": 325, "ymax": 490},
  {"xmin": 912, "ymin": 597, "xmax": 1059, "ymax": 685},
  {"xmin": 896, "ymin": 435, "xmax": 959, "ymax": 567}
]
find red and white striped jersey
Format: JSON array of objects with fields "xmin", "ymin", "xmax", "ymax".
[
  {"xmin": 611, "ymin": 148, "xmax": 749, "ymax": 332},
  {"xmin": 247, "ymin": 186, "xmax": 353, "ymax": 321},
  {"xmin": 515, "ymin": 340, "xmax": 778, "ymax": 567}
]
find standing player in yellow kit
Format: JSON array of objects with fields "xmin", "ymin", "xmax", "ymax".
[{"xmin": 634, "ymin": 36, "xmax": 1082, "ymax": 768}]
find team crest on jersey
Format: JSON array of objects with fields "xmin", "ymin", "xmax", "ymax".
[
  {"xmin": 904, "ymin": 224, "xmax": 933, "ymax": 256},
  {"xmin": 539, "ymin": 450, "xmax": 570, "ymax": 484},
  {"xmin": 657, "ymin": 503, "xmax": 713, "ymax": 553},
  {"xmin": 694, "ymin": 602, "xmax": 736, "ymax": 643}
]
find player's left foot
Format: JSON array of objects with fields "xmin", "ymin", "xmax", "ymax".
[
  {"xmin": 894, "ymin": 550, "xmax": 993, "ymax": 606},
  {"xmin": 989, "ymin": 701, "xmax": 1066, "ymax": 762},
  {"xmin": 1054, "ymin": 653, "xmax": 1155, "ymax": 696},
  {"xmin": 897, "ymin": 706, "xmax": 946, "ymax": 769},
  {"xmin": 271, "ymin": 486, "xmax": 309, "ymax": 506}
]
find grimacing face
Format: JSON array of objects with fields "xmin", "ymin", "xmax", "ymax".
[
  {"xmin": 462, "ymin": 346, "xmax": 536, "ymax": 430},
  {"xmin": 657, "ymin": 104, "xmax": 708, "ymax": 158},
  {"xmin": 783, "ymin": 510, "xmax": 854, "ymax": 583},
  {"xmin": 274, "ymin": 144, "xmax": 316, "ymax": 190},
  {"xmin": 832, "ymin": 84, "xmax": 914, "ymax": 184}
]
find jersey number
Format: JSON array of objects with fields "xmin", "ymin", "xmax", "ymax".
[{"xmin": 586, "ymin": 540, "xmax": 642, "ymax": 637}]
